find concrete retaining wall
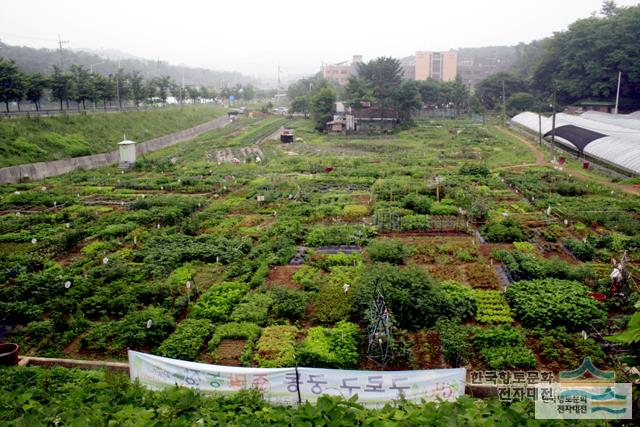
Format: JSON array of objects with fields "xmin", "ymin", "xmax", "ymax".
[{"xmin": 0, "ymin": 115, "xmax": 230, "ymax": 184}]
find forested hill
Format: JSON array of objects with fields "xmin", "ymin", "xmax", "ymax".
[{"xmin": 0, "ymin": 41, "xmax": 255, "ymax": 87}]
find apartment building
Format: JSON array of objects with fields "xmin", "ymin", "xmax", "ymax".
[
  {"xmin": 320, "ymin": 55, "xmax": 363, "ymax": 86},
  {"xmin": 414, "ymin": 51, "xmax": 458, "ymax": 82}
]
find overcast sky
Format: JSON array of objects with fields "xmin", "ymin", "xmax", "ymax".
[{"xmin": 1, "ymin": 0, "xmax": 638, "ymax": 79}]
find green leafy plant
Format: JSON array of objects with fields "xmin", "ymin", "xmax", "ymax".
[
  {"xmin": 296, "ymin": 321, "xmax": 360, "ymax": 369},
  {"xmin": 366, "ymin": 239, "xmax": 412, "ymax": 264},
  {"xmin": 254, "ymin": 325, "xmax": 298, "ymax": 368},
  {"xmin": 189, "ymin": 282, "xmax": 249, "ymax": 322},
  {"xmin": 157, "ymin": 319, "xmax": 215, "ymax": 361},
  {"xmin": 506, "ymin": 279, "xmax": 606, "ymax": 330}
]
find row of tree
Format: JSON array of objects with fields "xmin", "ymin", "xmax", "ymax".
[
  {"xmin": 475, "ymin": 1, "xmax": 640, "ymax": 113},
  {"xmin": 0, "ymin": 58, "xmax": 260, "ymax": 112}
]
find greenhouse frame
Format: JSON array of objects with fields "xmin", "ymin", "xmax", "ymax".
[{"xmin": 511, "ymin": 111, "xmax": 640, "ymax": 176}]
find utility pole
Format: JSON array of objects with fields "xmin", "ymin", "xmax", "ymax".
[
  {"xmin": 116, "ymin": 61, "xmax": 121, "ymax": 111},
  {"xmin": 550, "ymin": 86, "xmax": 557, "ymax": 162},
  {"xmin": 181, "ymin": 66, "xmax": 185, "ymax": 107},
  {"xmin": 501, "ymin": 80, "xmax": 506, "ymax": 124},
  {"xmin": 614, "ymin": 71, "xmax": 622, "ymax": 114},
  {"xmin": 538, "ymin": 111, "xmax": 542, "ymax": 145},
  {"xmin": 57, "ymin": 34, "xmax": 69, "ymax": 68},
  {"xmin": 277, "ymin": 61, "xmax": 281, "ymax": 91}
]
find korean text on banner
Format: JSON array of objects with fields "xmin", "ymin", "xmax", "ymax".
[{"xmin": 128, "ymin": 350, "xmax": 466, "ymax": 408}]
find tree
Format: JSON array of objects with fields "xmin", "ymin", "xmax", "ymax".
[
  {"xmin": 531, "ymin": 2, "xmax": 640, "ymax": 108},
  {"xmin": 49, "ymin": 65, "xmax": 72, "ymax": 111},
  {"xmin": 241, "ymin": 84, "xmax": 255, "ymax": 101},
  {"xmin": 507, "ymin": 92, "xmax": 538, "ymax": 112},
  {"xmin": 418, "ymin": 79, "xmax": 446, "ymax": 106},
  {"xmin": 25, "ymin": 72, "xmax": 48, "ymax": 111},
  {"xmin": 70, "ymin": 65, "xmax": 92, "ymax": 111},
  {"xmin": 186, "ymin": 86, "xmax": 200, "ymax": 104},
  {"xmin": 93, "ymin": 73, "xmax": 114, "ymax": 110},
  {"xmin": 444, "ymin": 76, "xmax": 470, "ymax": 110},
  {"xmin": 290, "ymin": 96, "xmax": 310, "ymax": 118},
  {"xmin": 395, "ymin": 80, "xmax": 422, "ymax": 120},
  {"xmin": 154, "ymin": 76, "xmax": 172, "ymax": 104},
  {"xmin": 310, "ymin": 87, "xmax": 336, "ymax": 131},
  {"xmin": 475, "ymin": 72, "xmax": 528, "ymax": 110},
  {"xmin": 144, "ymin": 79, "xmax": 157, "ymax": 101},
  {"xmin": 357, "ymin": 57, "xmax": 403, "ymax": 122},
  {"xmin": 198, "ymin": 86, "xmax": 211, "ymax": 101},
  {"xmin": 344, "ymin": 75, "xmax": 373, "ymax": 108},
  {"xmin": 128, "ymin": 71, "xmax": 146, "ymax": 106},
  {"xmin": 0, "ymin": 58, "xmax": 26, "ymax": 112},
  {"xmin": 114, "ymin": 68, "xmax": 130, "ymax": 110}
]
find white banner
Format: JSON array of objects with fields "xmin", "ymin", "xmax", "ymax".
[{"xmin": 128, "ymin": 351, "xmax": 466, "ymax": 408}]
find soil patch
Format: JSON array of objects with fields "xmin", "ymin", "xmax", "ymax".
[
  {"xmin": 266, "ymin": 265, "xmax": 302, "ymax": 290},
  {"xmin": 214, "ymin": 339, "xmax": 246, "ymax": 366}
]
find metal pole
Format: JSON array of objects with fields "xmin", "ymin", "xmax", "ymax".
[
  {"xmin": 614, "ymin": 71, "xmax": 621, "ymax": 114},
  {"xmin": 538, "ymin": 112, "xmax": 542, "ymax": 145},
  {"xmin": 550, "ymin": 86, "xmax": 557, "ymax": 162},
  {"xmin": 502, "ymin": 80, "xmax": 506, "ymax": 124}
]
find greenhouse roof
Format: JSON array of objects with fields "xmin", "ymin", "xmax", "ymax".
[{"xmin": 511, "ymin": 111, "xmax": 640, "ymax": 175}]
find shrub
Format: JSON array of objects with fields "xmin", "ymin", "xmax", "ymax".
[
  {"xmin": 399, "ymin": 215, "xmax": 431, "ymax": 231},
  {"xmin": 342, "ymin": 205, "xmax": 370, "ymax": 219},
  {"xmin": 189, "ymin": 282, "xmax": 249, "ymax": 322},
  {"xmin": 271, "ymin": 287, "xmax": 307, "ymax": 321},
  {"xmin": 254, "ymin": 325, "xmax": 298, "ymax": 368},
  {"xmin": 459, "ymin": 163, "xmax": 490, "ymax": 177},
  {"xmin": 366, "ymin": 239, "xmax": 412, "ymax": 264},
  {"xmin": 304, "ymin": 224, "xmax": 376, "ymax": 246},
  {"xmin": 230, "ymin": 292, "xmax": 273, "ymax": 325},
  {"xmin": 81, "ymin": 307, "xmax": 177, "ymax": 353},
  {"xmin": 292, "ymin": 265, "xmax": 324, "ymax": 291},
  {"xmin": 506, "ymin": 279, "xmax": 607, "ymax": 330},
  {"xmin": 117, "ymin": 307, "xmax": 176, "ymax": 350},
  {"xmin": 296, "ymin": 321, "xmax": 360, "ymax": 369},
  {"xmin": 355, "ymin": 264, "xmax": 443, "ymax": 331},
  {"xmin": 436, "ymin": 319, "xmax": 472, "ymax": 367},
  {"xmin": 208, "ymin": 322, "xmax": 261, "ymax": 366},
  {"xmin": 403, "ymin": 195, "xmax": 432, "ymax": 214},
  {"xmin": 157, "ymin": 319, "xmax": 215, "ymax": 361},
  {"xmin": 314, "ymin": 284, "xmax": 352, "ymax": 324},
  {"xmin": 482, "ymin": 219, "xmax": 524, "ymax": 243},
  {"xmin": 563, "ymin": 238, "xmax": 595, "ymax": 261},
  {"xmin": 429, "ymin": 203, "xmax": 459, "ymax": 216}
]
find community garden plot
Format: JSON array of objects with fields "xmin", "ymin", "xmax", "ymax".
[{"xmin": 0, "ymin": 115, "xmax": 638, "ymax": 383}]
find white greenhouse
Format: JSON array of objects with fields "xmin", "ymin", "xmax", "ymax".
[{"xmin": 511, "ymin": 111, "xmax": 640, "ymax": 176}]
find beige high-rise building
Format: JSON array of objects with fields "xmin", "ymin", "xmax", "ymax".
[{"xmin": 414, "ymin": 51, "xmax": 458, "ymax": 82}]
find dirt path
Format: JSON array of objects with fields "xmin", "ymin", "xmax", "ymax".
[{"xmin": 498, "ymin": 126, "xmax": 640, "ymax": 196}]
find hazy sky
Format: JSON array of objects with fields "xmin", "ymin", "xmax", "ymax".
[{"xmin": 1, "ymin": 0, "xmax": 638, "ymax": 79}]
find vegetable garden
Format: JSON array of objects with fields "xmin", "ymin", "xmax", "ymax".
[{"xmin": 1, "ymin": 114, "xmax": 639, "ymax": 422}]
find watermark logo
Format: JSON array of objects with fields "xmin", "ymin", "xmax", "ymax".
[{"xmin": 535, "ymin": 357, "xmax": 632, "ymax": 419}]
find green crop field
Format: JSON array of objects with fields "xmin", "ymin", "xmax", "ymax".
[
  {"xmin": 0, "ymin": 105, "xmax": 224, "ymax": 167},
  {"xmin": 0, "ymin": 114, "xmax": 638, "ymax": 424}
]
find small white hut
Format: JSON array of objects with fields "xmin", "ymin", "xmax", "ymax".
[{"xmin": 118, "ymin": 136, "xmax": 137, "ymax": 169}]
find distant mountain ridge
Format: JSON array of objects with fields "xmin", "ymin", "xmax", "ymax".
[{"xmin": 0, "ymin": 41, "xmax": 256, "ymax": 87}]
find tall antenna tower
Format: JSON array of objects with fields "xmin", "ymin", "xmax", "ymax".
[
  {"xmin": 277, "ymin": 61, "xmax": 281, "ymax": 91},
  {"xmin": 57, "ymin": 34, "xmax": 70, "ymax": 68}
]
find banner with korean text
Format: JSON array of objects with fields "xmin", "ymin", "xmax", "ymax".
[{"xmin": 128, "ymin": 351, "xmax": 466, "ymax": 408}]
